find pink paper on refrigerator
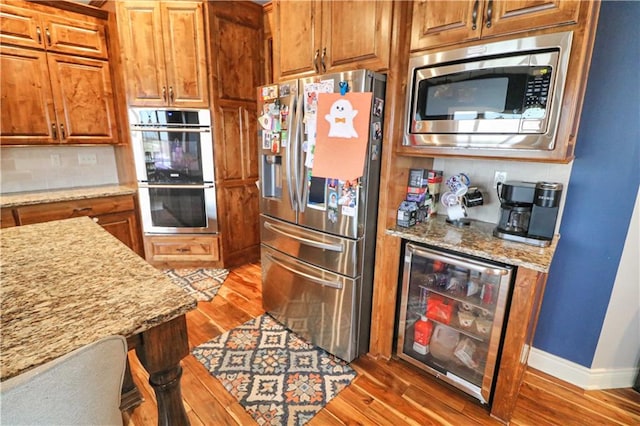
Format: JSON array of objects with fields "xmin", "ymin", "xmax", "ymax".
[{"xmin": 311, "ymin": 92, "xmax": 373, "ymax": 181}]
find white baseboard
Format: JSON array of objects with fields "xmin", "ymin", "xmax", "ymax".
[{"xmin": 527, "ymin": 348, "xmax": 639, "ymax": 390}]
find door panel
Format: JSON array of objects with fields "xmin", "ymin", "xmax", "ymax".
[
  {"xmin": 261, "ymin": 244, "xmax": 359, "ymax": 362},
  {"xmin": 48, "ymin": 53, "xmax": 116, "ymax": 144},
  {"xmin": 162, "ymin": 2, "xmax": 208, "ymax": 107},
  {"xmin": 0, "ymin": 45, "xmax": 56, "ymax": 144},
  {"xmin": 117, "ymin": 2, "xmax": 167, "ymax": 105},
  {"xmin": 275, "ymin": 0, "xmax": 320, "ymax": 78}
]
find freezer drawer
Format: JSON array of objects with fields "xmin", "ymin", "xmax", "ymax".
[
  {"xmin": 260, "ymin": 215, "xmax": 362, "ymax": 278},
  {"xmin": 261, "ymin": 245, "xmax": 360, "ymax": 362}
]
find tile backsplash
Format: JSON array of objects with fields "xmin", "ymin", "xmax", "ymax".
[
  {"xmin": 1, "ymin": 146, "xmax": 119, "ymax": 193},
  {"xmin": 432, "ymin": 157, "xmax": 574, "ymax": 231}
]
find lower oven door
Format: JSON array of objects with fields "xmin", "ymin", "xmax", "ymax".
[
  {"xmin": 138, "ymin": 184, "xmax": 218, "ymax": 234},
  {"xmin": 261, "ymin": 244, "xmax": 359, "ymax": 362}
]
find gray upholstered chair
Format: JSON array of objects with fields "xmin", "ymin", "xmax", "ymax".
[{"xmin": 0, "ymin": 335, "xmax": 127, "ymax": 425}]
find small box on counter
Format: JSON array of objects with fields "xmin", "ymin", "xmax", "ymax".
[
  {"xmin": 408, "ymin": 169, "xmax": 430, "ymax": 188},
  {"xmin": 397, "ymin": 200, "xmax": 418, "ymax": 227},
  {"xmin": 406, "ymin": 168, "xmax": 430, "ymax": 207},
  {"xmin": 427, "ymin": 170, "xmax": 443, "ymax": 216}
]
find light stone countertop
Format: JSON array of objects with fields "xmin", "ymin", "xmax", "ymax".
[
  {"xmin": 0, "ymin": 184, "xmax": 137, "ymax": 208},
  {"xmin": 387, "ymin": 215, "xmax": 558, "ymax": 273},
  {"xmin": 0, "ymin": 217, "xmax": 197, "ymax": 381}
]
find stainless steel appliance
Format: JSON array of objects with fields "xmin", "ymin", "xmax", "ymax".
[
  {"xmin": 259, "ymin": 69, "xmax": 386, "ymax": 362},
  {"xmin": 404, "ymin": 31, "xmax": 573, "ymax": 151},
  {"xmin": 129, "ymin": 108, "xmax": 218, "ymax": 234},
  {"xmin": 493, "ymin": 181, "xmax": 563, "ymax": 247},
  {"xmin": 397, "ymin": 242, "xmax": 514, "ymax": 405}
]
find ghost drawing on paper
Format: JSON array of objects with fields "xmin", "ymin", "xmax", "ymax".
[{"xmin": 325, "ymin": 99, "xmax": 358, "ymax": 138}]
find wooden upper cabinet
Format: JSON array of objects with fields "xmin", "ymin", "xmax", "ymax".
[
  {"xmin": 0, "ymin": 2, "xmax": 116, "ymax": 146},
  {"xmin": 411, "ymin": 0, "xmax": 581, "ymax": 52},
  {"xmin": 0, "ymin": 2, "xmax": 108, "ymax": 59},
  {"xmin": 116, "ymin": 1, "xmax": 208, "ymax": 108},
  {"xmin": 274, "ymin": 0, "xmax": 391, "ymax": 80}
]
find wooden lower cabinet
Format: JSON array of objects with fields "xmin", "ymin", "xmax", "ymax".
[
  {"xmin": 143, "ymin": 234, "xmax": 221, "ymax": 267},
  {"xmin": 3, "ymin": 194, "xmax": 144, "ymax": 257}
]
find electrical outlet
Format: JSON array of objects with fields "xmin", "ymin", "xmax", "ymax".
[
  {"xmin": 50, "ymin": 154, "xmax": 61, "ymax": 167},
  {"xmin": 493, "ymin": 171, "xmax": 507, "ymax": 188},
  {"xmin": 78, "ymin": 153, "xmax": 97, "ymax": 165}
]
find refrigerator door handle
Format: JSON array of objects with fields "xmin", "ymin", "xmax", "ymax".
[
  {"xmin": 285, "ymin": 93, "xmax": 298, "ymax": 210},
  {"xmin": 264, "ymin": 252, "xmax": 343, "ymax": 289},
  {"xmin": 293, "ymin": 93, "xmax": 306, "ymax": 212},
  {"xmin": 263, "ymin": 221, "xmax": 344, "ymax": 252}
]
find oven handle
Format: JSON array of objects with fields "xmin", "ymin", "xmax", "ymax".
[
  {"xmin": 263, "ymin": 221, "xmax": 344, "ymax": 252},
  {"xmin": 139, "ymin": 184, "xmax": 215, "ymax": 189},
  {"xmin": 264, "ymin": 252, "xmax": 343, "ymax": 289},
  {"xmin": 130, "ymin": 126, "xmax": 211, "ymax": 133}
]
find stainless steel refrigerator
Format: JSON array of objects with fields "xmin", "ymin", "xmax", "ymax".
[{"xmin": 258, "ymin": 69, "xmax": 386, "ymax": 362}]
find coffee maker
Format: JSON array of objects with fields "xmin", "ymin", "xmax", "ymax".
[{"xmin": 493, "ymin": 181, "xmax": 563, "ymax": 247}]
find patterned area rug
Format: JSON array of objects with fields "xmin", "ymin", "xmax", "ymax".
[
  {"xmin": 192, "ymin": 314, "xmax": 357, "ymax": 425},
  {"xmin": 163, "ymin": 268, "xmax": 229, "ymax": 302}
]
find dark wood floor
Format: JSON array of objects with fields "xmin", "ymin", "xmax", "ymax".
[{"xmin": 124, "ymin": 262, "xmax": 640, "ymax": 425}]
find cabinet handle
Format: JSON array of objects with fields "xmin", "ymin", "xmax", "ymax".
[
  {"xmin": 313, "ymin": 49, "xmax": 320, "ymax": 73},
  {"xmin": 321, "ymin": 47, "xmax": 327, "ymax": 73},
  {"xmin": 162, "ymin": 86, "xmax": 167, "ymax": 102},
  {"xmin": 92, "ymin": 217, "xmax": 99, "ymax": 223},
  {"xmin": 45, "ymin": 27, "xmax": 51, "ymax": 46},
  {"xmin": 52, "ymin": 123, "xmax": 57, "ymax": 139},
  {"xmin": 59, "ymin": 123, "xmax": 66, "ymax": 140},
  {"xmin": 176, "ymin": 247, "xmax": 191, "ymax": 253},
  {"xmin": 169, "ymin": 86, "xmax": 174, "ymax": 103},
  {"xmin": 486, "ymin": 0, "xmax": 493, "ymax": 28},
  {"xmin": 471, "ymin": 0, "xmax": 479, "ymax": 30},
  {"xmin": 73, "ymin": 207, "xmax": 93, "ymax": 214},
  {"xmin": 36, "ymin": 26, "xmax": 42, "ymax": 44}
]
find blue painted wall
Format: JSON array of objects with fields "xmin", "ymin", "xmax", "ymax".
[{"xmin": 533, "ymin": 1, "xmax": 640, "ymax": 367}]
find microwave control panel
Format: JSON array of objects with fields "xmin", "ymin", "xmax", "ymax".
[{"xmin": 524, "ymin": 66, "xmax": 552, "ymax": 109}]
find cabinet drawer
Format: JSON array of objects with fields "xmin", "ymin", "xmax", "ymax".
[
  {"xmin": 1, "ymin": 208, "xmax": 17, "ymax": 228},
  {"xmin": 16, "ymin": 195, "xmax": 136, "ymax": 225},
  {"xmin": 144, "ymin": 235, "xmax": 220, "ymax": 262}
]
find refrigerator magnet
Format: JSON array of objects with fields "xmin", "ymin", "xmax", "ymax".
[
  {"xmin": 258, "ymin": 113, "xmax": 272, "ymax": 131},
  {"xmin": 261, "ymin": 85, "xmax": 278, "ymax": 101},
  {"xmin": 341, "ymin": 205, "xmax": 356, "ymax": 217},
  {"xmin": 373, "ymin": 97, "xmax": 384, "ymax": 117},
  {"xmin": 279, "ymin": 83, "xmax": 290, "ymax": 97},
  {"xmin": 270, "ymin": 133, "xmax": 281, "ymax": 154},
  {"xmin": 262, "ymin": 131, "xmax": 272, "ymax": 150}
]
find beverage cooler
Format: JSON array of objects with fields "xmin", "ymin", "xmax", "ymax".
[{"xmin": 397, "ymin": 242, "xmax": 515, "ymax": 405}]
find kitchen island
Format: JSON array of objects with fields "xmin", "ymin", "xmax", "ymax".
[{"xmin": 0, "ymin": 216, "xmax": 197, "ymax": 425}]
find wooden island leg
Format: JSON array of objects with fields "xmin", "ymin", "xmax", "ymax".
[{"xmin": 135, "ymin": 315, "xmax": 191, "ymax": 426}]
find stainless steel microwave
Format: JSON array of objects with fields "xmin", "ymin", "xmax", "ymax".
[{"xmin": 404, "ymin": 31, "xmax": 573, "ymax": 151}]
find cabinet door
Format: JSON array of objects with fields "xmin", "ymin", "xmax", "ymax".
[
  {"xmin": 274, "ymin": 0, "xmax": 321, "ymax": 79},
  {"xmin": 94, "ymin": 211, "xmax": 144, "ymax": 257},
  {"xmin": 410, "ymin": 0, "xmax": 482, "ymax": 52},
  {"xmin": 218, "ymin": 184, "xmax": 260, "ymax": 267},
  {"xmin": 483, "ymin": 0, "xmax": 581, "ymax": 38},
  {"xmin": 321, "ymin": 0, "xmax": 391, "ymax": 72},
  {"xmin": 0, "ymin": 2, "xmax": 45, "ymax": 50},
  {"xmin": 117, "ymin": 1, "xmax": 168, "ymax": 106},
  {"xmin": 44, "ymin": 13, "xmax": 108, "ymax": 59},
  {"xmin": 47, "ymin": 53, "xmax": 116, "ymax": 144},
  {"xmin": 161, "ymin": 2, "xmax": 209, "ymax": 108},
  {"xmin": 0, "ymin": 45, "xmax": 57, "ymax": 145}
]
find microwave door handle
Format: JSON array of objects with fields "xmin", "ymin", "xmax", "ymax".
[
  {"xmin": 265, "ymin": 252, "xmax": 343, "ymax": 289},
  {"xmin": 263, "ymin": 221, "xmax": 344, "ymax": 252},
  {"xmin": 285, "ymin": 94, "xmax": 298, "ymax": 210},
  {"xmin": 294, "ymin": 93, "xmax": 306, "ymax": 212}
]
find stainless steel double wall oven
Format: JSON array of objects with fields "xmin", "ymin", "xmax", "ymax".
[{"xmin": 129, "ymin": 108, "xmax": 218, "ymax": 234}]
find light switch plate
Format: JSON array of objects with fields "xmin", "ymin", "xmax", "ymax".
[{"xmin": 78, "ymin": 153, "xmax": 97, "ymax": 165}]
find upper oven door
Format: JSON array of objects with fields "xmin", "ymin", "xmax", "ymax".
[
  {"xmin": 410, "ymin": 51, "xmax": 558, "ymax": 137},
  {"xmin": 129, "ymin": 109, "xmax": 214, "ymax": 184}
]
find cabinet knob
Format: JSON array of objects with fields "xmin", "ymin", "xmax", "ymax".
[{"xmin": 92, "ymin": 217, "xmax": 99, "ymax": 223}]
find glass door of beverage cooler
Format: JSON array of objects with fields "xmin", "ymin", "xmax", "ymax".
[{"xmin": 397, "ymin": 242, "xmax": 514, "ymax": 404}]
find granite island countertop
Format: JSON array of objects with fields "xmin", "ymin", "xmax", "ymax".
[
  {"xmin": 0, "ymin": 184, "xmax": 137, "ymax": 208},
  {"xmin": 387, "ymin": 215, "xmax": 558, "ymax": 273},
  {"xmin": 0, "ymin": 217, "xmax": 197, "ymax": 380}
]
